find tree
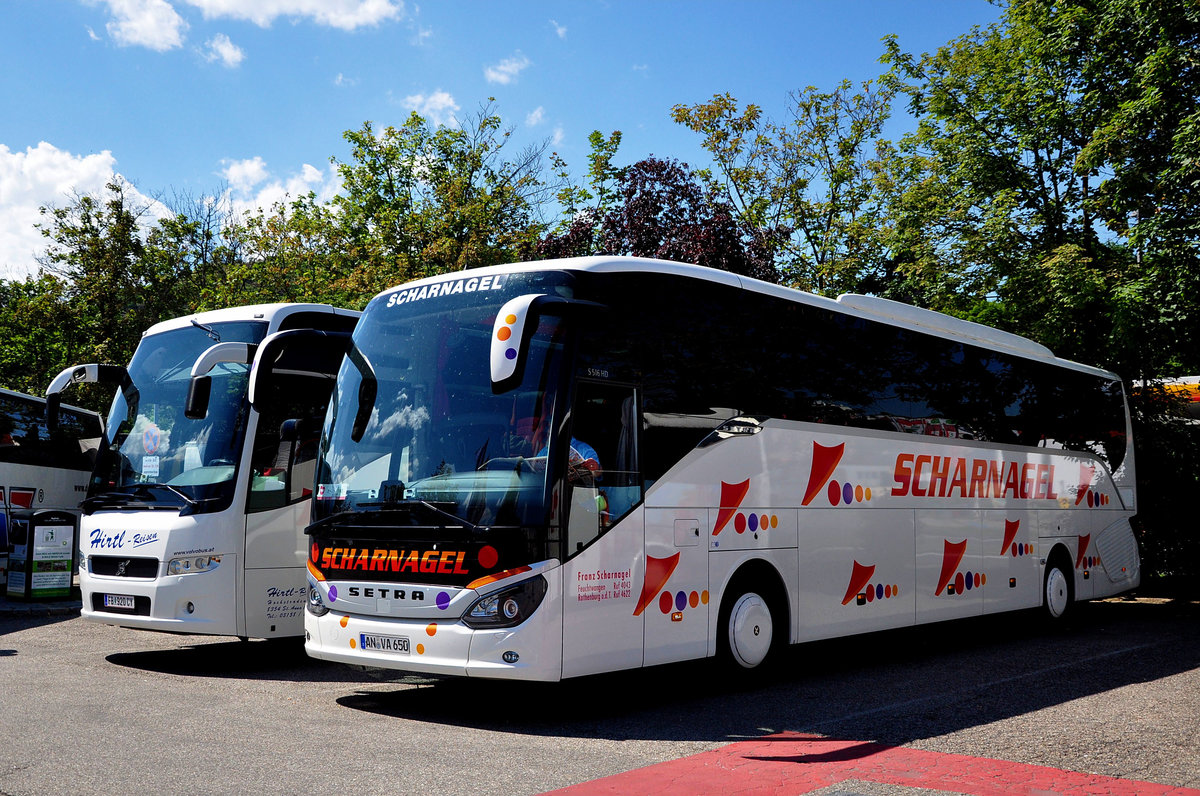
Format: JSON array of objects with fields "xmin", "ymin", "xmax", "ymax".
[
  {"xmin": 672, "ymin": 82, "xmax": 894, "ymax": 294},
  {"xmin": 332, "ymin": 101, "xmax": 552, "ymax": 282},
  {"xmin": 878, "ymin": 0, "xmax": 1200, "ymax": 583},
  {"xmin": 534, "ymin": 137, "xmax": 773, "ymax": 280}
]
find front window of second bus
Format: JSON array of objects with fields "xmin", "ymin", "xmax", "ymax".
[
  {"xmin": 91, "ymin": 320, "xmax": 268, "ymax": 513},
  {"xmin": 315, "ymin": 290, "xmax": 567, "ymax": 531}
]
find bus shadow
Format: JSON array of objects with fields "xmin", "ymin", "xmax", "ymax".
[
  {"xmin": 335, "ymin": 598, "xmax": 1200, "ymax": 745},
  {"xmin": 105, "ymin": 637, "xmax": 381, "ymax": 684}
]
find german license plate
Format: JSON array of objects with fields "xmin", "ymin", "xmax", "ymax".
[
  {"xmin": 359, "ymin": 633, "xmax": 410, "ymax": 654},
  {"xmin": 104, "ymin": 593, "xmax": 136, "ymax": 610}
]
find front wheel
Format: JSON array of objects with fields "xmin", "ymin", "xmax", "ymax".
[
  {"xmin": 1043, "ymin": 562, "xmax": 1072, "ymax": 620},
  {"xmin": 722, "ymin": 591, "xmax": 775, "ymax": 669}
]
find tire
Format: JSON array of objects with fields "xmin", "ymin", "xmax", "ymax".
[
  {"xmin": 719, "ymin": 586, "xmax": 777, "ymax": 670},
  {"xmin": 1042, "ymin": 557, "xmax": 1073, "ymax": 621}
]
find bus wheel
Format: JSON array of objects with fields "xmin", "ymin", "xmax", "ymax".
[
  {"xmin": 721, "ymin": 590, "xmax": 775, "ymax": 669},
  {"xmin": 1043, "ymin": 556, "xmax": 1073, "ymax": 621}
]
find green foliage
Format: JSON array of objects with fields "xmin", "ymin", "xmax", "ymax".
[
  {"xmin": 332, "ymin": 101, "xmax": 550, "ymax": 281},
  {"xmin": 672, "ymin": 82, "xmax": 894, "ymax": 294}
]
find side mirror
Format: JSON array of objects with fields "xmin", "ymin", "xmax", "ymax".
[
  {"xmin": 186, "ymin": 342, "xmax": 257, "ymax": 419},
  {"xmin": 279, "ymin": 418, "xmax": 301, "ymax": 443},
  {"xmin": 185, "ymin": 376, "xmax": 212, "ymax": 419}
]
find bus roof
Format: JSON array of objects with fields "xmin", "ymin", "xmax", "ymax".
[
  {"xmin": 140, "ymin": 303, "xmax": 360, "ymax": 338},
  {"xmin": 0, "ymin": 385, "xmax": 98, "ymax": 418},
  {"xmin": 373, "ymin": 256, "xmax": 1121, "ymax": 382}
]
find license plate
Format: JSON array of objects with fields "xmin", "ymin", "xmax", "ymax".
[
  {"xmin": 359, "ymin": 633, "xmax": 410, "ymax": 654},
  {"xmin": 104, "ymin": 594, "xmax": 136, "ymax": 610}
]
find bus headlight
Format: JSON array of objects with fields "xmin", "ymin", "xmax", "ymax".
[
  {"xmin": 463, "ymin": 575, "xmax": 547, "ymax": 629},
  {"xmin": 307, "ymin": 584, "xmax": 329, "ymax": 617},
  {"xmin": 167, "ymin": 555, "xmax": 221, "ymax": 575}
]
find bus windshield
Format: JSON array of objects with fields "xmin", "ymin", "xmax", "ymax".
[
  {"xmin": 314, "ymin": 276, "xmax": 571, "ymax": 532},
  {"xmin": 89, "ymin": 320, "xmax": 268, "ymax": 512}
]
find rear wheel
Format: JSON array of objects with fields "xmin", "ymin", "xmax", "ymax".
[
  {"xmin": 1043, "ymin": 558, "xmax": 1073, "ymax": 620},
  {"xmin": 719, "ymin": 587, "xmax": 777, "ymax": 669}
]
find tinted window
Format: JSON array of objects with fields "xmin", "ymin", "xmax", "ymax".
[{"xmin": 576, "ymin": 272, "xmax": 1127, "ymax": 478}]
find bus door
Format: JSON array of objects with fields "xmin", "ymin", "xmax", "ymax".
[{"xmin": 559, "ymin": 380, "xmax": 647, "ymax": 678}]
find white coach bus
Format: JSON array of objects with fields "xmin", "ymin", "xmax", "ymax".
[
  {"xmin": 302, "ymin": 257, "xmax": 1139, "ymax": 680},
  {"xmin": 47, "ymin": 303, "xmax": 357, "ymax": 639},
  {"xmin": 1, "ymin": 388, "xmax": 101, "ymax": 588}
]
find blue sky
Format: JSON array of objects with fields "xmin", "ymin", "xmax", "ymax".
[{"xmin": 0, "ymin": 0, "xmax": 1003, "ymax": 279}]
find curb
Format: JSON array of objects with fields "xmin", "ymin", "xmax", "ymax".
[{"xmin": 0, "ymin": 598, "xmax": 82, "ymax": 618}]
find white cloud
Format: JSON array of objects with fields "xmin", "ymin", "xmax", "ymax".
[
  {"xmin": 0, "ymin": 143, "xmax": 159, "ymax": 279},
  {"xmin": 525, "ymin": 106, "xmax": 545, "ymax": 127},
  {"xmin": 552, "ymin": 125, "xmax": 564, "ymax": 146},
  {"xmin": 181, "ymin": 0, "xmax": 405, "ymax": 30},
  {"xmin": 202, "ymin": 32, "xmax": 244, "ymax": 67},
  {"xmin": 222, "ymin": 158, "xmax": 342, "ymax": 218},
  {"xmin": 221, "ymin": 156, "xmax": 270, "ymax": 194},
  {"xmin": 484, "ymin": 53, "xmax": 530, "ymax": 85},
  {"xmin": 101, "ymin": 0, "xmax": 188, "ymax": 51},
  {"xmin": 549, "ymin": 19, "xmax": 566, "ymax": 38},
  {"xmin": 334, "ymin": 72, "xmax": 357, "ymax": 87},
  {"xmin": 402, "ymin": 90, "xmax": 459, "ymax": 126}
]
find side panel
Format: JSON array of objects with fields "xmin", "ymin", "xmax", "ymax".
[
  {"xmin": 982, "ymin": 510, "xmax": 1041, "ymax": 613},
  {"xmin": 795, "ymin": 508, "xmax": 914, "ymax": 643},
  {"xmin": 243, "ymin": 501, "xmax": 308, "ymax": 636},
  {"xmin": 915, "ymin": 508, "xmax": 984, "ymax": 623},
  {"xmin": 643, "ymin": 507, "xmax": 709, "ymax": 667},
  {"xmin": 560, "ymin": 508, "xmax": 645, "ymax": 678}
]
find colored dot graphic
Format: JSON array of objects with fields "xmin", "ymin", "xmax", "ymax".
[
  {"xmin": 828, "ymin": 480, "xmax": 873, "ymax": 506},
  {"xmin": 496, "ymin": 313, "xmax": 518, "ymax": 360},
  {"xmin": 426, "ymin": 623, "xmax": 438, "ymax": 637},
  {"xmin": 436, "ymin": 591, "xmax": 451, "ymax": 610},
  {"xmin": 339, "ymin": 616, "xmax": 349, "ymax": 628},
  {"xmin": 861, "ymin": 584, "xmax": 900, "ymax": 604},
  {"xmin": 659, "ymin": 589, "xmax": 709, "ymax": 614},
  {"xmin": 947, "ymin": 571, "xmax": 987, "ymax": 595},
  {"xmin": 1010, "ymin": 543, "xmax": 1032, "ymax": 557},
  {"xmin": 327, "ymin": 585, "xmax": 338, "ymax": 602},
  {"xmin": 733, "ymin": 513, "xmax": 779, "ymax": 534},
  {"xmin": 1087, "ymin": 492, "xmax": 1110, "ymax": 507},
  {"xmin": 478, "ymin": 545, "xmax": 499, "ymax": 569}
]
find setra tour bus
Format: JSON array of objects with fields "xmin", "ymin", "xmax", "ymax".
[
  {"xmin": 301, "ymin": 257, "xmax": 1139, "ymax": 680},
  {"xmin": 47, "ymin": 303, "xmax": 358, "ymax": 639},
  {"xmin": 1, "ymin": 388, "xmax": 101, "ymax": 588}
]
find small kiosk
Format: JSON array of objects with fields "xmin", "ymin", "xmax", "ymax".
[{"xmin": 6, "ymin": 509, "xmax": 76, "ymax": 601}]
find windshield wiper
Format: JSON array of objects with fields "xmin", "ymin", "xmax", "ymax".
[
  {"xmin": 80, "ymin": 483, "xmax": 201, "ymax": 515},
  {"xmin": 191, "ymin": 319, "xmax": 221, "ymax": 342}
]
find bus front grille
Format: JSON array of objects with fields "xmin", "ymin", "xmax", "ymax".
[{"xmin": 90, "ymin": 556, "xmax": 159, "ymax": 578}]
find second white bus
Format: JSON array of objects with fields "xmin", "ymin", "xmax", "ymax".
[
  {"xmin": 48, "ymin": 303, "xmax": 358, "ymax": 638},
  {"xmin": 302, "ymin": 257, "xmax": 1139, "ymax": 679}
]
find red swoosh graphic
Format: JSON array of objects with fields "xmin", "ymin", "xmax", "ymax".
[
  {"xmin": 633, "ymin": 553, "xmax": 681, "ymax": 616},
  {"xmin": 712, "ymin": 479, "xmax": 751, "ymax": 536},
  {"xmin": 802, "ymin": 442, "xmax": 845, "ymax": 506},
  {"xmin": 841, "ymin": 561, "xmax": 877, "ymax": 605},
  {"xmin": 1075, "ymin": 464, "xmax": 1096, "ymax": 506},
  {"xmin": 1001, "ymin": 518, "xmax": 1020, "ymax": 555},
  {"xmin": 1075, "ymin": 534, "xmax": 1091, "ymax": 568},
  {"xmin": 935, "ymin": 539, "xmax": 968, "ymax": 596}
]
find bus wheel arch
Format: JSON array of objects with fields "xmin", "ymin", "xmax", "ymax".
[
  {"xmin": 716, "ymin": 559, "xmax": 789, "ymax": 670},
  {"xmin": 1042, "ymin": 544, "xmax": 1074, "ymax": 621}
]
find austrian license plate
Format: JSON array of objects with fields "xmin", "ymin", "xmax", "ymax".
[
  {"xmin": 359, "ymin": 633, "xmax": 410, "ymax": 654},
  {"xmin": 104, "ymin": 593, "xmax": 136, "ymax": 610}
]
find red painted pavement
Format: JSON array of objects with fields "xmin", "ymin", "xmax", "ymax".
[{"xmin": 546, "ymin": 733, "xmax": 1200, "ymax": 795}]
